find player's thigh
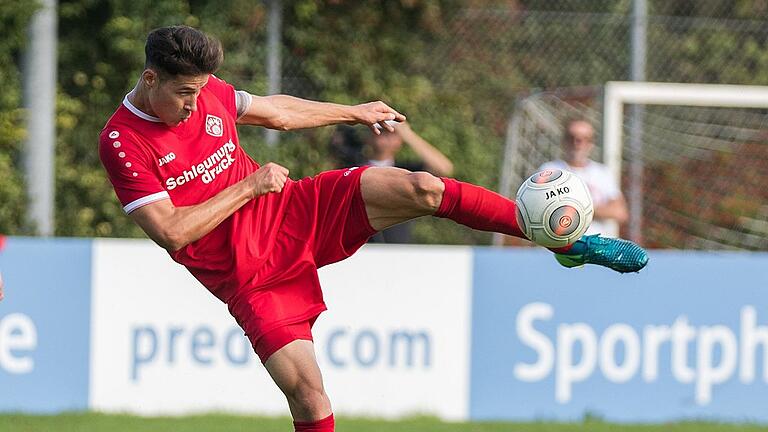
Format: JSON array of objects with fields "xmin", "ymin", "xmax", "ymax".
[
  {"xmin": 360, "ymin": 166, "xmax": 445, "ymax": 230},
  {"xmin": 264, "ymin": 339, "xmax": 326, "ymax": 398}
]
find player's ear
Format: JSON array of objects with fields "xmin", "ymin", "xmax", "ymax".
[{"xmin": 142, "ymin": 69, "xmax": 159, "ymax": 88}]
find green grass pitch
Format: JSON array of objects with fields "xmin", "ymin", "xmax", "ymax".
[{"xmin": 2, "ymin": 413, "xmax": 768, "ymax": 432}]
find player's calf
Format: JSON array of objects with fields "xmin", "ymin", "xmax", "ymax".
[
  {"xmin": 434, "ymin": 178, "xmax": 527, "ymax": 238},
  {"xmin": 284, "ymin": 381, "xmax": 332, "ymax": 421},
  {"xmin": 263, "ymin": 340, "xmax": 332, "ymax": 423}
]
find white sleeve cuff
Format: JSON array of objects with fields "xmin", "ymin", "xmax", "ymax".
[
  {"xmin": 235, "ymin": 90, "xmax": 252, "ymax": 120},
  {"xmin": 123, "ymin": 191, "xmax": 170, "ymax": 214}
]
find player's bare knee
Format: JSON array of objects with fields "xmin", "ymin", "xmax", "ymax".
[{"xmin": 409, "ymin": 172, "xmax": 444, "ymax": 211}]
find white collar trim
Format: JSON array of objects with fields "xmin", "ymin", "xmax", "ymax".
[{"xmin": 123, "ymin": 92, "xmax": 162, "ymax": 123}]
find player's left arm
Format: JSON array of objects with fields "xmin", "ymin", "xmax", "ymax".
[{"xmin": 236, "ymin": 93, "xmax": 406, "ymax": 135}]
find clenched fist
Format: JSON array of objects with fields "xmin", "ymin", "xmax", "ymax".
[{"xmin": 248, "ymin": 162, "xmax": 290, "ymax": 198}]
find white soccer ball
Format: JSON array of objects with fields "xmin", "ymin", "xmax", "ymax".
[{"xmin": 515, "ymin": 169, "xmax": 594, "ymax": 248}]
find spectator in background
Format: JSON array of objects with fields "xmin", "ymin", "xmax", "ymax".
[
  {"xmin": 330, "ymin": 121, "xmax": 454, "ymax": 243},
  {"xmin": 540, "ymin": 117, "xmax": 628, "ymax": 237},
  {"xmin": 366, "ymin": 121, "xmax": 454, "ymax": 177},
  {"xmin": 328, "ymin": 125, "xmax": 367, "ymax": 168}
]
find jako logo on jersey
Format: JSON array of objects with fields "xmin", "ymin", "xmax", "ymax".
[
  {"xmin": 165, "ymin": 140, "xmax": 236, "ymax": 190},
  {"xmin": 158, "ymin": 152, "xmax": 176, "ymax": 166},
  {"xmin": 205, "ymin": 115, "xmax": 223, "ymax": 137}
]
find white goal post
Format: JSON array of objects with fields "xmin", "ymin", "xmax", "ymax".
[
  {"xmin": 496, "ymin": 81, "xmax": 768, "ymax": 247},
  {"xmin": 603, "ymin": 81, "xmax": 768, "ymax": 243},
  {"xmin": 603, "ymin": 81, "xmax": 768, "ymax": 184}
]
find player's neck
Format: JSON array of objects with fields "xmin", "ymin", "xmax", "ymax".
[{"xmin": 127, "ymin": 81, "xmax": 159, "ymax": 118}]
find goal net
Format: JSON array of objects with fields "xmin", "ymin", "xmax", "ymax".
[{"xmin": 498, "ymin": 82, "xmax": 768, "ymax": 251}]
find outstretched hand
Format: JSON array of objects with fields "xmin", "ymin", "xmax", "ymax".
[{"xmin": 352, "ymin": 101, "xmax": 406, "ymax": 135}]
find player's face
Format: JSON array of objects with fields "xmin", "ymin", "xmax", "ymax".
[
  {"xmin": 147, "ymin": 72, "xmax": 210, "ymax": 126},
  {"xmin": 563, "ymin": 121, "xmax": 594, "ymax": 166}
]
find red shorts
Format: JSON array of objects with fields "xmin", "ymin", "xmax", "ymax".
[
  {"xmin": 227, "ymin": 166, "xmax": 376, "ymax": 363},
  {"xmin": 254, "ymin": 317, "xmax": 316, "ymax": 363}
]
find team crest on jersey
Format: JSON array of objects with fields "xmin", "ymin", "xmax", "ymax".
[{"xmin": 205, "ymin": 115, "xmax": 224, "ymax": 137}]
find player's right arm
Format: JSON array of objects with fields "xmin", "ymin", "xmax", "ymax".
[
  {"xmin": 101, "ymin": 125, "xmax": 290, "ymax": 252},
  {"xmin": 238, "ymin": 94, "xmax": 406, "ymax": 135},
  {"xmin": 129, "ymin": 163, "xmax": 288, "ymax": 252}
]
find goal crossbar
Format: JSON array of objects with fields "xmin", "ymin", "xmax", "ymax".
[{"xmin": 603, "ymin": 81, "xmax": 768, "ymax": 183}]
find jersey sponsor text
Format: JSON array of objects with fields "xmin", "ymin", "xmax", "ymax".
[{"xmin": 165, "ymin": 140, "xmax": 237, "ymax": 190}]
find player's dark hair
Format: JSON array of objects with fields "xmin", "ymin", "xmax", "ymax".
[{"xmin": 145, "ymin": 26, "xmax": 223, "ymax": 77}]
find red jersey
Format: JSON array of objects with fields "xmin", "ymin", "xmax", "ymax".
[{"xmin": 99, "ymin": 76, "xmax": 292, "ymax": 303}]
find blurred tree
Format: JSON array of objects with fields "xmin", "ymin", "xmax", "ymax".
[
  {"xmin": 0, "ymin": 0, "xmax": 37, "ymax": 234},
  {"xmin": 277, "ymin": 0, "xmax": 509, "ymax": 244},
  {"xmin": 1, "ymin": 0, "xmax": 766, "ymax": 246}
]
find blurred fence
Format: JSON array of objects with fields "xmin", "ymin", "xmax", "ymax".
[
  {"xmin": 283, "ymin": 1, "xmax": 768, "ymax": 102},
  {"xmin": 499, "ymin": 84, "xmax": 768, "ymax": 250},
  {"xmin": 12, "ymin": 0, "xmax": 768, "ymax": 246},
  {"xmin": 276, "ymin": 0, "xmax": 768, "ymax": 249}
]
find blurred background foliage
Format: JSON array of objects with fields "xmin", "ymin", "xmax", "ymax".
[
  {"xmin": 0, "ymin": 0, "xmax": 38, "ymax": 234},
  {"xmin": 4, "ymin": 0, "xmax": 768, "ymax": 244}
]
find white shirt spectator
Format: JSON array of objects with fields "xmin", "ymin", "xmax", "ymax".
[{"xmin": 539, "ymin": 159, "xmax": 622, "ymax": 237}]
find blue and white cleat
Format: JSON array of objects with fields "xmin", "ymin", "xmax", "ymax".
[{"xmin": 554, "ymin": 234, "xmax": 648, "ymax": 273}]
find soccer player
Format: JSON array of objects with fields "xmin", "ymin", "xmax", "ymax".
[{"xmin": 99, "ymin": 26, "xmax": 647, "ymax": 432}]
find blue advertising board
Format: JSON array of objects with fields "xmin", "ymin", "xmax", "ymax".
[
  {"xmin": 470, "ymin": 249, "xmax": 768, "ymax": 422},
  {"xmin": 0, "ymin": 238, "xmax": 91, "ymax": 412},
  {"xmin": 3, "ymin": 237, "xmax": 768, "ymax": 422}
]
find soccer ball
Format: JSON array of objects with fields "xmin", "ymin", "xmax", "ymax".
[{"xmin": 515, "ymin": 169, "xmax": 594, "ymax": 248}]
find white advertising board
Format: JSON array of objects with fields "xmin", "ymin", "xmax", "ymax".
[
  {"xmin": 316, "ymin": 244, "xmax": 473, "ymax": 420},
  {"xmin": 90, "ymin": 239, "xmax": 284, "ymax": 415},
  {"xmin": 90, "ymin": 240, "xmax": 473, "ymax": 420}
]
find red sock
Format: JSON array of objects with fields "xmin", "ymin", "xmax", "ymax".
[
  {"xmin": 435, "ymin": 178, "xmax": 526, "ymax": 238},
  {"xmin": 435, "ymin": 178, "xmax": 572, "ymax": 252},
  {"xmin": 294, "ymin": 413, "xmax": 334, "ymax": 432}
]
